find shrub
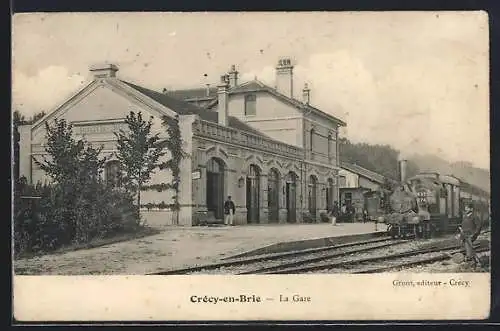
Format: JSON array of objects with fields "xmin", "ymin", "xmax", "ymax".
[
  {"xmin": 13, "ymin": 118, "xmax": 145, "ymax": 257},
  {"xmin": 13, "ymin": 178, "xmax": 139, "ymax": 256}
]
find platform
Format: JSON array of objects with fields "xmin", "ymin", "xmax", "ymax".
[{"xmin": 14, "ymin": 222, "xmax": 388, "ymax": 275}]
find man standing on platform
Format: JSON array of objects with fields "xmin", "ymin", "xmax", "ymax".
[
  {"xmin": 459, "ymin": 203, "xmax": 483, "ymax": 267},
  {"xmin": 362, "ymin": 208, "xmax": 368, "ymax": 223},
  {"xmin": 224, "ymin": 195, "xmax": 236, "ymax": 226}
]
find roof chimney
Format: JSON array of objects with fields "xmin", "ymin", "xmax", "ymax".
[
  {"xmin": 398, "ymin": 159, "xmax": 408, "ymax": 183},
  {"xmin": 89, "ymin": 63, "xmax": 119, "ymax": 79},
  {"xmin": 302, "ymin": 83, "xmax": 310, "ymax": 104},
  {"xmin": 217, "ymin": 74, "xmax": 230, "ymax": 126},
  {"xmin": 275, "ymin": 57, "xmax": 294, "ymax": 98},
  {"xmin": 228, "ymin": 65, "xmax": 239, "ymax": 88}
]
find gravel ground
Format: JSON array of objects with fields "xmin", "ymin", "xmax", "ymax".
[
  {"xmin": 14, "ymin": 223, "xmax": 386, "ymax": 275},
  {"xmin": 184, "ymin": 239, "xmax": 404, "ymax": 275},
  {"xmin": 310, "ymin": 251, "xmax": 450, "ymax": 274},
  {"xmin": 185, "ymin": 234, "xmax": 487, "ymax": 275},
  {"xmin": 398, "ymin": 251, "xmax": 490, "ymax": 273},
  {"xmin": 270, "ymin": 240, "xmax": 433, "ymax": 273},
  {"xmin": 263, "ymin": 234, "xmax": 490, "ymax": 274},
  {"xmin": 14, "ymin": 225, "xmax": 488, "ymax": 275}
]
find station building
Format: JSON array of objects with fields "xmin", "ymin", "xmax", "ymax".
[
  {"xmin": 18, "ymin": 58, "xmax": 346, "ymax": 226},
  {"xmin": 338, "ymin": 161, "xmax": 388, "ymax": 220}
]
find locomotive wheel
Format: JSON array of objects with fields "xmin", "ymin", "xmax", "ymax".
[
  {"xmin": 401, "ymin": 224, "xmax": 410, "ymax": 238},
  {"xmin": 415, "ymin": 224, "xmax": 424, "ymax": 239},
  {"xmin": 388, "ymin": 225, "xmax": 398, "ymax": 238},
  {"xmin": 422, "ymin": 222, "xmax": 430, "ymax": 239}
]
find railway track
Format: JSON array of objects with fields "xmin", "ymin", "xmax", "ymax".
[
  {"xmin": 150, "ymin": 229, "xmax": 490, "ymax": 275},
  {"xmin": 150, "ymin": 236, "xmax": 405, "ymax": 275},
  {"xmin": 258, "ymin": 240, "xmax": 490, "ymax": 274},
  {"xmin": 353, "ymin": 246, "xmax": 491, "ymax": 274}
]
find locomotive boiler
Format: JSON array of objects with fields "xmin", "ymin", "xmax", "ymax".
[{"xmin": 382, "ymin": 160, "xmax": 490, "ymax": 239}]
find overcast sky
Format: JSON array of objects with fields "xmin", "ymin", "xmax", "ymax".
[{"xmin": 12, "ymin": 12, "xmax": 490, "ymax": 169}]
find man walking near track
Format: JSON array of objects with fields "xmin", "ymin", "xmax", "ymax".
[{"xmin": 224, "ymin": 195, "xmax": 236, "ymax": 226}]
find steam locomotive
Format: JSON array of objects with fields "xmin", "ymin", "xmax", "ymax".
[{"xmin": 382, "ymin": 167, "xmax": 490, "ymax": 239}]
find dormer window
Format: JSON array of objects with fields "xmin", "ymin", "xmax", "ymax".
[{"xmin": 244, "ymin": 94, "xmax": 256, "ymax": 116}]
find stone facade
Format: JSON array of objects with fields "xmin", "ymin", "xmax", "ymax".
[{"xmin": 18, "ymin": 59, "xmax": 347, "ymax": 226}]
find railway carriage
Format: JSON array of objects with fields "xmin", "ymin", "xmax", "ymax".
[{"xmin": 384, "ymin": 171, "xmax": 490, "ymax": 239}]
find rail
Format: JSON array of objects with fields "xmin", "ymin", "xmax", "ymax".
[{"xmin": 194, "ymin": 119, "xmax": 303, "ymax": 158}]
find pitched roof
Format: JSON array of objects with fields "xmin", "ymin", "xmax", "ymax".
[
  {"xmin": 169, "ymin": 79, "xmax": 347, "ymax": 127},
  {"xmin": 214, "ymin": 79, "xmax": 346, "ymax": 126},
  {"xmin": 165, "ymin": 87, "xmax": 218, "ymax": 101},
  {"xmin": 121, "ymin": 80, "xmax": 266, "ymax": 137},
  {"xmin": 340, "ymin": 161, "xmax": 386, "ymax": 184}
]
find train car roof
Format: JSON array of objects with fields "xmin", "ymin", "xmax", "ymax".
[
  {"xmin": 459, "ymin": 180, "xmax": 490, "ymax": 199},
  {"xmin": 408, "ymin": 172, "xmax": 489, "ymax": 199},
  {"xmin": 438, "ymin": 174, "xmax": 461, "ymax": 186}
]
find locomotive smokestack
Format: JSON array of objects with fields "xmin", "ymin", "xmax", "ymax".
[{"xmin": 399, "ymin": 159, "xmax": 408, "ymax": 183}]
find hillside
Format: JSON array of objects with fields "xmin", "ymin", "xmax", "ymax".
[
  {"xmin": 339, "ymin": 138, "xmax": 490, "ymax": 194},
  {"xmin": 407, "ymin": 153, "xmax": 490, "ymax": 193},
  {"xmin": 339, "ymin": 138, "xmax": 420, "ymax": 181}
]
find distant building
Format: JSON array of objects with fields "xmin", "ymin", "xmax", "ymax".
[
  {"xmin": 338, "ymin": 161, "xmax": 387, "ymax": 220},
  {"xmin": 18, "ymin": 58, "xmax": 346, "ymax": 226}
]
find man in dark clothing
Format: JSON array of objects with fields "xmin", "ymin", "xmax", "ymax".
[
  {"xmin": 362, "ymin": 208, "xmax": 368, "ymax": 223},
  {"xmin": 332, "ymin": 201, "xmax": 340, "ymax": 219},
  {"xmin": 224, "ymin": 196, "xmax": 236, "ymax": 226},
  {"xmin": 329, "ymin": 201, "xmax": 340, "ymax": 225},
  {"xmin": 460, "ymin": 203, "xmax": 483, "ymax": 265}
]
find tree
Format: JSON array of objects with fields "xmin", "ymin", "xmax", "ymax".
[
  {"xmin": 339, "ymin": 138, "xmax": 420, "ymax": 181},
  {"xmin": 34, "ymin": 119, "xmax": 105, "ymax": 184},
  {"xmin": 13, "ymin": 110, "xmax": 47, "ymax": 182},
  {"xmin": 115, "ymin": 111, "xmax": 166, "ymax": 214},
  {"xmin": 160, "ymin": 115, "xmax": 187, "ymax": 222},
  {"xmin": 15, "ymin": 118, "xmax": 139, "ymax": 253},
  {"xmin": 13, "ymin": 111, "xmax": 27, "ymax": 182},
  {"xmin": 30, "ymin": 111, "xmax": 46, "ymax": 123},
  {"xmin": 32, "ymin": 118, "xmax": 108, "ymax": 243}
]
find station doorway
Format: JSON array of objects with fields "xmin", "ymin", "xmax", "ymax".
[
  {"xmin": 268, "ymin": 168, "xmax": 280, "ymax": 222},
  {"xmin": 206, "ymin": 157, "xmax": 225, "ymax": 219}
]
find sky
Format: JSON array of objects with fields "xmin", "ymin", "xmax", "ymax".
[{"xmin": 12, "ymin": 12, "xmax": 490, "ymax": 169}]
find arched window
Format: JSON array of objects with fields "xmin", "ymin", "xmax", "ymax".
[
  {"xmin": 105, "ymin": 161, "xmax": 122, "ymax": 188},
  {"xmin": 207, "ymin": 157, "xmax": 224, "ymax": 173}
]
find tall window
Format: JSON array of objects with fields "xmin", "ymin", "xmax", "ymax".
[
  {"xmin": 345, "ymin": 192, "xmax": 352, "ymax": 206},
  {"xmin": 339, "ymin": 175, "xmax": 347, "ymax": 188},
  {"xmin": 244, "ymin": 94, "xmax": 256, "ymax": 116},
  {"xmin": 326, "ymin": 178, "xmax": 334, "ymax": 212},
  {"xmin": 105, "ymin": 160, "xmax": 122, "ymax": 188},
  {"xmin": 310, "ymin": 129, "xmax": 314, "ymax": 152},
  {"xmin": 308, "ymin": 175, "xmax": 318, "ymax": 216},
  {"xmin": 328, "ymin": 134, "xmax": 332, "ymax": 159}
]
